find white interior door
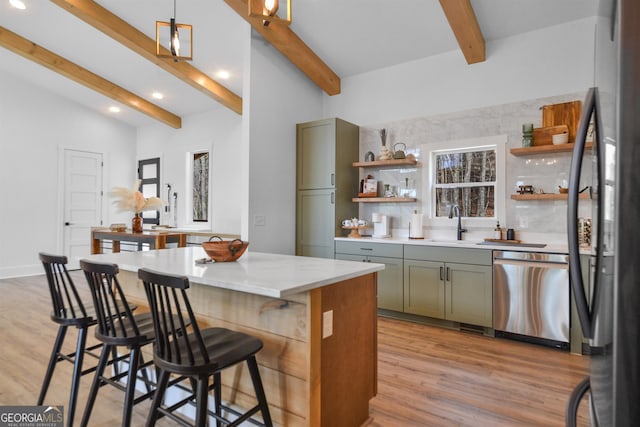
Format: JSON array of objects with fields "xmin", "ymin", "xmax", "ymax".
[{"xmin": 63, "ymin": 149, "xmax": 103, "ymax": 268}]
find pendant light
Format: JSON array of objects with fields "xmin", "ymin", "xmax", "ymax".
[
  {"xmin": 156, "ymin": 0, "xmax": 192, "ymax": 61},
  {"xmin": 248, "ymin": 0, "xmax": 291, "ymax": 27}
]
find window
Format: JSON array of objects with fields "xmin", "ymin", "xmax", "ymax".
[
  {"xmin": 433, "ymin": 148, "xmax": 496, "ymax": 217},
  {"xmin": 187, "ymin": 150, "xmax": 211, "ymax": 224},
  {"xmin": 425, "ymin": 135, "xmax": 506, "ymax": 226}
]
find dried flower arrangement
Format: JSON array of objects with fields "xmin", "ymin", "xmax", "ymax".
[{"xmin": 110, "ymin": 180, "xmax": 164, "ymax": 214}]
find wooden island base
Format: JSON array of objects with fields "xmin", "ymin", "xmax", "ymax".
[{"xmin": 118, "ymin": 270, "xmax": 378, "ymax": 427}]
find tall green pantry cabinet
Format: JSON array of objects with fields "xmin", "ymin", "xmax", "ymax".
[{"xmin": 296, "ymin": 118, "xmax": 359, "ymax": 258}]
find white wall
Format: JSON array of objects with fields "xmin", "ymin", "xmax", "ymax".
[
  {"xmin": 244, "ymin": 36, "xmax": 323, "ymax": 254},
  {"xmin": 136, "ymin": 108, "xmax": 243, "ymax": 234},
  {"xmin": 324, "ymin": 18, "xmax": 596, "ymax": 126},
  {"xmin": 318, "ymin": 18, "xmax": 598, "ymax": 243},
  {"xmin": 0, "ymin": 69, "xmax": 136, "ymax": 278}
]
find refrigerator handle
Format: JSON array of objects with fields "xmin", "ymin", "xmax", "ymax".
[
  {"xmin": 565, "ymin": 376, "xmax": 590, "ymax": 427},
  {"xmin": 567, "ymin": 87, "xmax": 597, "ymax": 339}
]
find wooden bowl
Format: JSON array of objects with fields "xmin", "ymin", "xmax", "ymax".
[
  {"xmin": 558, "ymin": 187, "xmax": 568, "ymax": 194},
  {"xmin": 201, "ymin": 237, "xmax": 248, "ymax": 262}
]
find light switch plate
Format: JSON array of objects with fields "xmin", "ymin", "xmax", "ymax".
[
  {"xmin": 254, "ymin": 215, "xmax": 266, "ymax": 226},
  {"xmin": 322, "ymin": 310, "xmax": 333, "ymax": 339}
]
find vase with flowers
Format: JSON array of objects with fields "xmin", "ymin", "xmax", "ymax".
[{"xmin": 110, "ymin": 180, "xmax": 164, "ymax": 233}]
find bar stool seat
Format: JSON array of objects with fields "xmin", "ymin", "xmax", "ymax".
[{"xmin": 139, "ymin": 267, "xmax": 273, "ymax": 427}]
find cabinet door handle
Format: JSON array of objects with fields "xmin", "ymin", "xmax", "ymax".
[
  {"xmin": 439, "ymin": 266, "xmax": 443, "ymax": 281},
  {"xmin": 360, "ymin": 248, "xmax": 373, "ymax": 251},
  {"xmin": 331, "ymin": 192, "xmax": 335, "ymax": 204},
  {"xmin": 446, "ymin": 267, "xmax": 450, "ymax": 282},
  {"xmin": 331, "ymin": 173, "xmax": 335, "ymax": 186}
]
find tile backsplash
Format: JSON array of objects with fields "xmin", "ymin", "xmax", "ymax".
[{"xmin": 355, "ymin": 92, "xmax": 591, "ymax": 243}]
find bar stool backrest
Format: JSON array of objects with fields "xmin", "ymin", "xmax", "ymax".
[
  {"xmin": 139, "ymin": 268, "xmax": 210, "ymax": 367},
  {"xmin": 39, "ymin": 252, "xmax": 89, "ymax": 322},
  {"xmin": 80, "ymin": 259, "xmax": 140, "ymax": 341}
]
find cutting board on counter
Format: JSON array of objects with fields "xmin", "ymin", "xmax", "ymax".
[
  {"xmin": 541, "ymin": 100, "xmax": 582, "ymax": 144},
  {"xmin": 533, "ymin": 125, "xmax": 569, "ymax": 146}
]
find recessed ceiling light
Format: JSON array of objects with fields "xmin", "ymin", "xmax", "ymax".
[
  {"xmin": 9, "ymin": 0, "xmax": 26, "ymax": 10},
  {"xmin": 109, "ymin": 106, "xmax": 121, "ymax": 113},
  {"xmin": 216, "ymin": 70, "xmax": 231, "ymax": 80},
  {"xmin": 152, "ymin": 92, "xmax": 164, "ymax": 100}
]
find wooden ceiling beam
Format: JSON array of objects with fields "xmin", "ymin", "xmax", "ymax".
[
  {"xmin": 0, "ymin": 25, "xmax": 182, "ymax": 128},
  {"xmin": 51, "ymin": 0, "xmax": 243, "ymax": 115},
  {"xmin": 439, "ymin": 0, "xmax": 486, "ymax": 64},
  {"xmin": 224, "ymin": 0, "xmax": 341, "ymax": 96}
]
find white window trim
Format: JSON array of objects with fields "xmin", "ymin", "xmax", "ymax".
[
  {"xmin": 185, "ymin": 148, "xmax": 213, "ymax": 227},
  {"xmin": 422, "ymin": 134, "xmax": 507, "ymax": 230}
]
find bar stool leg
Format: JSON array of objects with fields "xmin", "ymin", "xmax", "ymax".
[
  {"xmin": 195, "ymin": 375, "xmax": 209, "ymax": 427},
  {"xmin": 80, "ymin": 344, "xmax": 111, "ymax": 427},
  {"xmin": 214, "ymin": 373, "xmax": 222, "ymax": 427},
  {"xmin": 38, "ymin": 326, "xmax": 68, "ymax": 405},
  {"xmin": 122, "ymin": 346, "xmax": 141, "ymax": 427},
  {"xmin": 66, "ymin": 326, "xmax": 88, "ymax": 427},
  {"xmin": 246, "ymin": 357, "xmax": 272, "ymax": 427},
  {"xmin": 145, "ymin": 369, "xmax": 170, "ymax": 427}
]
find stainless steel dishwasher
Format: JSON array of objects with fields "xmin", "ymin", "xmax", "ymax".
[{"xmin": 493, "ymin": 251, "xmax": 570, "ymax": 348}]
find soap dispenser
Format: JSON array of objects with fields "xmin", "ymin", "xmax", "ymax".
[{"xmin": 494, "ymin": 221, "xmax": 503, "ymax": 240}]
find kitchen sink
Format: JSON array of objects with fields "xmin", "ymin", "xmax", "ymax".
[
  {"xmin": 429, "ymin": 240, "xmax": 481, "ymax": 245},
  {"xmin": 476, "ymin": 241, "xmax": 547, "ymax": 248}
]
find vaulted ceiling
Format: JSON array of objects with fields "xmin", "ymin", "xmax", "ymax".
[{"xmin": 0, "ymin": 0, "xmax": 598, "ymax": 128}]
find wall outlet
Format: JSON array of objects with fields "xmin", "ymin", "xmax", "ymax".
[
  {"xmin": 254, "ymin": 215, "xmax": 266, "ymax": 226},
  {"xmin": 322, "ymin": 310, "xmax": 333, "ymax": 339}
]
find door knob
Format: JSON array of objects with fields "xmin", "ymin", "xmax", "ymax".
[{"xmin": 65, "ymin": 222, "xmax": 73, "ymax": 226}]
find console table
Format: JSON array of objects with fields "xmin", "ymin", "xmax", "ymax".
[{"xmin": 90, "ymin": 229, "xmax": 187, "ymax": 254}]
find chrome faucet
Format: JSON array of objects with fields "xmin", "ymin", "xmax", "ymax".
[{"xmin": 448, "ymin": 204, "xmax": 467, "ymax": 240}]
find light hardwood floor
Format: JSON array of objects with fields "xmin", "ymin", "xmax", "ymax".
[{"xmin": 0, "ymin": 273, "xmax": 590, "ymax": 426}]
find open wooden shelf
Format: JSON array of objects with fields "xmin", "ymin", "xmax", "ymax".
[
  {"xmin": 510, "ymin": 142, "xmax": 592, "ymax": 156},
  {"xmin": 352, "ymin": 197, "xmax": 417, "ymax": 203},
  {"xmin": 511, "ymin": 193, "xmax": 590, "ymax": 201},
  {"xmin": 352, "ymin": 159, "xmax": 418, "ymax": 168}
]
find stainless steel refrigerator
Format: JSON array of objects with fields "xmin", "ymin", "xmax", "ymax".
[{"xmin": 566, "ymin": 0, "xmax": 640, "ymax": 425}]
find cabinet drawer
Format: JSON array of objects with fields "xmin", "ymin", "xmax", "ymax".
[
  {"xmin": 335, "ymin": 241, "xmax": 403, "ymax": 258},
  {"xmin": 404, "ymin": 245, "xmax": 492, "ymax": 265}
]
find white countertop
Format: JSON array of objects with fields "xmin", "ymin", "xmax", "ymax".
[
  {"xmin": 335, "ymin": 236, "xmax": 572, "ymax": 254},
  {"xmin": 84, "ymin": 247, "xmax": 384, "ymax": 298}
]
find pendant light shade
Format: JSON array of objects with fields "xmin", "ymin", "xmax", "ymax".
[
  {"xmin": 156, "ymin": 0, "xmax": 192, "ymax": 61},
  {"xmin": 248, "ymin": 0, "xmax": 291, "ymax": 26}
]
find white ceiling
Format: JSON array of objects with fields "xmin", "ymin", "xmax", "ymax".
[{"xmin": 0, "ymin": 0, "xmax": 599, "ymax": 128}]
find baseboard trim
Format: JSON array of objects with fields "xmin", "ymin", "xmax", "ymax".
[{"xmin": 0, "ymin": 264, "xmax": 42, "ymax": 279}]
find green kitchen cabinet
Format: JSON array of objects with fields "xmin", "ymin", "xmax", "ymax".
[
  {"xmin": 444, "ymin": 262, "xmax": 493, "ymax": 327},
  {"xmin": 335, "ymin": 241, "xmax": 404, "ymax": 311},
  {"xmin": 297, "ymin": 189, "xmax": 336, "ymax": 258},
  {"xmin": 296, "ymin": 118, "xmax": 359, "ymax": 258},
  {"xmin": 403, "ymin": 259, "xmax": 446, "ymax": 318},
  {"xmin": 404, "ymin": 245, "xmax": 493, "ymax": 327}
]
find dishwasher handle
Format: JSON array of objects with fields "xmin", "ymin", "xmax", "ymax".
[{"xmin": 493, "ymin": 258, "xmax": 569, "ymax": 269}]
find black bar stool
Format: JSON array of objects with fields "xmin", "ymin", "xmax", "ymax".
[
  {"xmin": 38, "ymin": 253, "xmax": 104, "ymax": 427},
  {"xmin": 139, "ymin": 268, "xmax": 273, "ymax": 427},
  {"xmin": 79, "ymin": 259, "xmax": 156, "ymax": 427}
]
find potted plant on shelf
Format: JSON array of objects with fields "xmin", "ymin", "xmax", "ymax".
[{"xmin": 110, "ymin": 180, "xmax": 164, "ymax": 233}]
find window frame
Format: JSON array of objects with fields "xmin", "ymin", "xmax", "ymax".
[
  {"xmin": 138, "ymin": 157, "xmax": 161, "ymax": 225},
  {"xmin": 185, "ymin": 149, "xmax": 212, "ymax": 227},
  {"xmin": 423, "ymin": 135, "xmax": 506, "ymax": 229}
]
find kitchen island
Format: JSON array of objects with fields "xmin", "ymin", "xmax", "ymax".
[{"xmin": 84, "ymin": 247, "xmax": 384, "ymax": 427}]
